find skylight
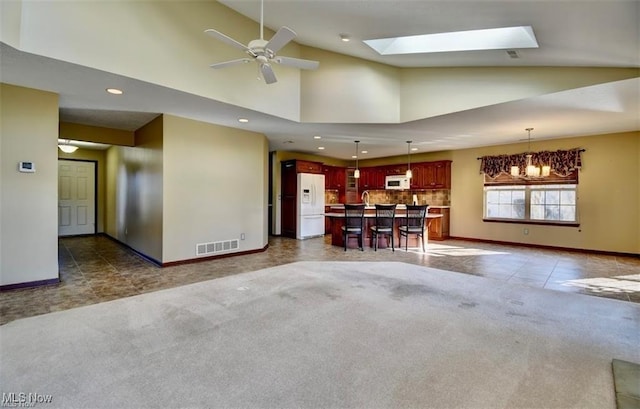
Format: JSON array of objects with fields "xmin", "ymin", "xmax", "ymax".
[{"xmin": 364, "ymin": 26, "xmax": 539, "ymax": 55}]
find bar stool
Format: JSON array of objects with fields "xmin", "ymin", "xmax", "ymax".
[
  {"xmin": 398, "ymin": 204, "xmax": 428, "ymax": 252},
  {"xmin": 370, "ymin": 204, "xmax": 397, "ymax": 251},
  {"xmin": 342, "ymin": 204, "xmax": 365, "ymax": 251}
]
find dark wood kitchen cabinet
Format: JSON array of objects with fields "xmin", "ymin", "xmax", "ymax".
[
  {"xmin": 423, "ymin": 161, "xmax": 452, "ymax": 189},
  {"xmin": 292, "ymin": 160, "xmax": 323, "ymax": 174},
  {"xmin": 323, "ymin": 165, "xmax": 345, "ymax": 190},
  {"xmin": 360, "ymin": 167, "xmax": 386, "ymax": 190},
  {"xmin": 280, "ymin": 161, "xmax": 298, "ymax": 238},
  {"xmin": 281, "ymin": 159, "xmax": 324, "ymax": 238},
  {"xmin": 428, "ymin": 207, "xmax": 450, "ymax": 240}
]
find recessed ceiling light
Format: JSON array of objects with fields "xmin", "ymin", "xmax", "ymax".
[
  {"xmin": 313, "ymin": 135, "xmax": 322, "ymax": 139},
  {"xmin": 318, "ymin": 146, "xmax": 325, "ymax": 150},
  {"xmin": 339, "ymin": 34, "xmax": 351, "ymax": 42},
  {"xmin": 364, "ymin": 26, "xmax": 538, "ymax": 55},
  {"xmin": 106, "ymin": 88, "xmax": 123, "ymax": 95},
  {"xmin": 411, "ymin": 147, "xmax": 418, "ymax": 151},
  {"xmin": 238, "ymin": 118, "xmax": 249, "ymax": 123},
  {"xmin": 351, "ymin": 155, "xmax": 357, "ymax": 159},
  {"xmin": 361, "ymin": 150, "xmax": 368, "ymax": 154}
]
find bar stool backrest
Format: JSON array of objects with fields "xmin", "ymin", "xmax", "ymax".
[
  {"xmin": 344, "ymin": 204, "xmax": 365, "ymax": 231},
  {"xmin": 403, "ymin": 204, "xmax": 428, "ymax": 231},
  {"xmin": 374, "ymin": 204, "xmax": 396, "ymax": 230}
]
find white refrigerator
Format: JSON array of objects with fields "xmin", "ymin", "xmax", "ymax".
[{"xmin": 296, "ymin": 173, "xmax": 325, "ymax": 239}]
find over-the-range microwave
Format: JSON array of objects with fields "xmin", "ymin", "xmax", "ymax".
[{"xmin": 385, "ymin": 175, "xmax": 410, "ymax": 190}]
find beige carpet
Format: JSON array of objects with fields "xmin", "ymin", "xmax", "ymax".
[{"xmin": 1, "ymin": 261, "xmax": 638, "ymax": 409}]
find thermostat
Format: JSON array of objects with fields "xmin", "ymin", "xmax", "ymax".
[{"xmin": 19, "ymin": 161, "xmax": 36, "ymax": 173}]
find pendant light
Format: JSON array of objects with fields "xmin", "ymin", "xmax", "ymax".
[
  {"xmin": 354, "ymin": 140, "xmax": 360, "ymax": 179},
  {"xmin": 510, "ymin": 128, "xmax": 550, "ymax": 178},
  {"xmin": 405, "ymin": 141, "xmax": 412, "ymax": 179}
]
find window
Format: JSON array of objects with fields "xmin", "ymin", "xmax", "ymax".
[{"xmin": 484, "ymin": 184, "xmax": 578, "ymax": 224}]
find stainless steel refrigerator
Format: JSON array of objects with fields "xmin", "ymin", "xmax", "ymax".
[{"xmin": 296, "ymin": 173, "xmax": 325, "ymax": 239}]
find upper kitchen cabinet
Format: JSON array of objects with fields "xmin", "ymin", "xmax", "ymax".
[
  {"xmin": 422, "ymin": 161, "xmax": 452, "ymax": 189},
  {"xmin": 284, "ymin": 159, "xmax": 323, "ymax": 174},
  {"xmin": 372, "ymin": 168, "xmax": 387, "ymax": 189},
  {"xmin": 323, "ymin": 165, "xmax": 345, "ymax": 190},
  {"xmin": 385, "ymin": 164, "xmax": 409, "ymax": 177},
  {"xmin": 409, "ymin": 163, "xmax": 426, "ymax": 189}
]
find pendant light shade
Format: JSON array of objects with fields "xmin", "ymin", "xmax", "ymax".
[
  {"xmin": 406, "ymin": 141, "xmax": 412, "ymax": 179},
  {"xmin": 510, "ymin": 128, "xmax": 551, "ymax": 179},
  {"xmin": 58, "ymin": 140, "xmax": 78, "ymax": 153},
  {"xmin": 354, "ymin": 140, "xmax": 360, "ymax": 179}
]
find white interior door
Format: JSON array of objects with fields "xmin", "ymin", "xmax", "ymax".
[{"xmin": 58, "ymin": 160, "xmax": 96, "ymax": 236}]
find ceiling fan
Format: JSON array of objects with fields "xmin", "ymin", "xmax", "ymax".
[{"xmin": 205, "ymin": 0, "xmax": 319, "ymax": 84}]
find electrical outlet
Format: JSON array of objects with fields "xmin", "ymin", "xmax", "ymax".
[{"xmin": 523, "ymin": 228, "xmax": 529, "ymax": 235}]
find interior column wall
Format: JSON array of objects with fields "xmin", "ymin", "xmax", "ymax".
[
  {"xmin": 105, "ymin": 116, "xmax": 164, "ymax": 263},
  {"xmin": 162, "ymin": 115, "xmax": 268, "ymax": 264},
  {"xmin": 0, "ymin": 84, "xmax": 59, "ymax": 286}
]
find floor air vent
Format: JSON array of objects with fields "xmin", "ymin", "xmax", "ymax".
[{"xmin": 196, "ymin": 239, "xmax": 240, "ymax": 256}]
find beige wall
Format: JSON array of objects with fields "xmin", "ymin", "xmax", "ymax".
[
  {"xmin": 399, "ymin": 67, "xmax": 640, "ymax": 122},
  {"xmin": 59, "ymin": 122, "xmax": 135, "ymax": 146},
  {"xmin": 58, "ymin": 148, "xmax": 107, "ymax": 233},
  {"xmin": 300, "ymin": 47, "xmax": 400, "ymax": 123},
  {"xmin": 105, "ymin": 116, "xmax": 164, "ymax": 262},
  {"xmin": 162, "ymin": 115, "xmax": 268, "ymax": 263},
  {"xmin": 1, "ymin": 84, "xmax": 59, "ymax": 286},
  {"xmin": 9, "ymin": 0, "xmax": 303, "ymax": 121},
  {"xmin": 450, "ymin": 131, "xmax": 639, "ymax": 254}
]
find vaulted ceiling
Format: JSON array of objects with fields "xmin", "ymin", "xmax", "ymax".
[{"xmin": 1, "ymin": 0, "xmax": 638, "ymax": 159}]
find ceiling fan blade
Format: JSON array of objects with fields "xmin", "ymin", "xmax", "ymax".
[
  {"xmin": 266, "ymin": 26, "xmax": 296, "ymax": 54},
  {"xmin": 209, "ymin": 58, "xmax": 251, "ymax": 69},
  {"xmin": 260, "ymin": 63, "xmax": 277, "ymax": 84},
  {"xmin": 204, "ymin": 29, "xmax": 250, "ymax": 52},
  {"xmin": 274, "ymin": 56, "xmax": 320, "ymax": 70}
]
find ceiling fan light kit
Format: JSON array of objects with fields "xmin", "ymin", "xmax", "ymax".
[{"xmin": 205, "ymin": 0, "xmax": 319, "ymax": 84}]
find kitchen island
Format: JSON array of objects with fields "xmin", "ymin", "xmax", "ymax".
[{"xmin": 325, "ymin": 205, "xmax": 443, "ymax": 250}]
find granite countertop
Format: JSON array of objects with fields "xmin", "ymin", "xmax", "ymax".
[
  {"xmin": 324, "ymin": 212, "xmax": 443, "ymax": 218},
  {"xmin": 329, "ymin": 204, "xmax": 449, "ymax": 209},
  {"xmin": 330, "ymin": 204, "xmax": 407, "ymax": 210}
]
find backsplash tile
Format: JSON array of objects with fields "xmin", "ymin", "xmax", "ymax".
[{"xmin": 324, "ymin": 189, "xmax": 450, "ymax": 206}]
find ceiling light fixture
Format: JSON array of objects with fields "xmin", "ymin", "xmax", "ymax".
[
  {"xmin": 510, "ymin": 128, "xmax": 550, "ymax": 178},
  {"xmin": 313, "ymin": 135, "xmax": 322, "ymax": 139},
  {"xmin": 406, "ymin": 141, "xmax": 412, "ymax": 179},
  {"xmin": 318, "ymin": 146, "xmax": 325, "ymax": 150},
  {"xmin": 354, "ymin": 140, "xmax": 360, "ymax": 179},
  {"xmin": 340, "ymin": 34, "xmax": 351, "ymax": 42},
  {"xmin": 58, "ymin": 139, "xmax": 78, "ymax": 153},
  {"xmin": 364, "ymin": 26, "xmax": 538, "ymax": 55},
  {"xmin": 106, "ymin": 88, "xmax": 123, "ymax": 95},
  {"xmin": 238, "ymin": 118, "xmax": 249, "ymax": 123}
]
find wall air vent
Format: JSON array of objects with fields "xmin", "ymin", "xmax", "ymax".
[
  {"xmin": 506, "ymin": 50, "xmax": 520, "ymax": 59},
  {"xmin": 195, "ymin": 239, "xmax": 240, "ymax": 256}
]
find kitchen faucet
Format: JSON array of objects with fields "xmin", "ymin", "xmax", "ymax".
[{"xmin": 361, "ymin": 190, "xmax": 370, "ymax": 206}]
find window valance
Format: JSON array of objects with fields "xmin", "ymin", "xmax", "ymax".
[{"xmin": 479, "ymin": 148, "xmax": 584, "ymax": 185}]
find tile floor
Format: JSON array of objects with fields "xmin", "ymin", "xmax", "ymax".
[{"xmin": 1, "ymin": 235, "xmax": 638, "ymax": 325}]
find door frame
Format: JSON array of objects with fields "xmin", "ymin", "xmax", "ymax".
[{"xmin": 58, "ymin": 158, "xmax": 98, "ymax": 236}]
